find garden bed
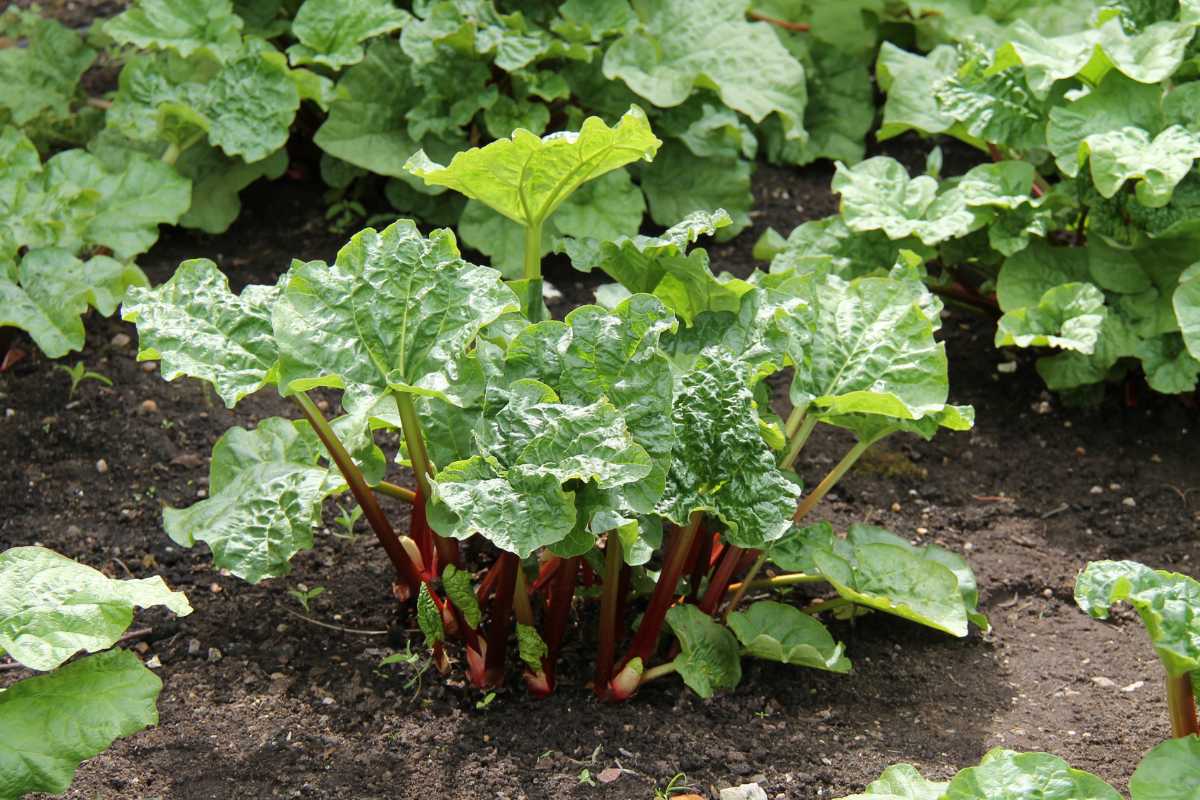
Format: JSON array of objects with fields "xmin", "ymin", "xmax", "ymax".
[{"xmin": 3, "ymin": 156, "xmax": 1198, "ymax": 800}]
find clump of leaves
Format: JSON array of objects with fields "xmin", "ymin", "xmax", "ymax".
[
  {"xmin": 0, "ymin": 545, "xmax": 192, "ymax": 798},
  {"xmin": 124, "ymin": 114, "xmax": 982, "ymax": 702}
]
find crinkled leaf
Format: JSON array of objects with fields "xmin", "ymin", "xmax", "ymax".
[
  {"xmin": 1046, "ymin": 73, "xmax": 1164, "ymax": 177},
  {"xmin": 0, "ymin": 546, "xmax": 191, "ymax": 672},
  {"xmin": 765, "ymin": 217, "xmax": 923, "ymax": 282},
  {"xmin": 602, "ymin": 0, "xmax": 807, "ymax": 140},
  {"xmin": 1128, "ymin": 736, "xmax": 1200, "ymax": 800},
  {"xmin": 517, "ymin": 623, "xmax": 549, "ymax": 672},
  {"xmin": 664, "ymin": 603, "xmax": 741, "ymax": 698},
  {"xmin": 123, "ymin": 259, "xmax": 281, "ymax": 407},
  {"xmin": 1081, "ymin": 125, "xmax": 1200, "ymax": 207},
  {"xmin": 104, "ymin": 0, "xmax": 245, "ymax": 62},
  {"xmin": 835, "ymin": 764, "xmax": 948, "ymax": 800},
  {"xmin": 1075, "ymin": 559, "xmax": 1200, "ymax": 676},
  {"xmin": 406, "ymin": 106, "xmax": 660, "ymax": 227},
  {"xmin": 416, "ymin": 583, "xmax": 444, "ymax": 645},
  {"xmin": 944, "ymin": 749, "xmax": 1121, "ymax": 800},
  {"xmin": 442, "ymin": 564, "xmax": 482, "ymax": 629},
  {"xmin": 1176, "ymin": 264, "xmax": 1200, "ymax": 360},
  {"xmin": 995, "ymin": 282, "xmax": 1107, "ymax": 352},
  {"xmin": 0, "ymin": 650, "xmax": 162, "ymax": 800},
  {"xmin": 875, "ymin": 43, "xmax": 959, "ymax": 142},
  {"xmin": 273, "ymin": 220, "xmax": 518, "ymax": 409},
  {"xmin": 163, "ymin": 418, "xmax": 336, "ymax": 583},
  {"xmin": 0, "ymin": 10, "xmax": 95, "ymax": 129},
  {"xmin": 287, "ymin": 0, "xmax": 410, "ymax": 69},
  {"xmin": 204, "ymin": 51, "xmax": 301, "ymax": 162},
  {"xmin": 658, "ymin": 351, "xmax": 801, "ymax": 549},
  {"xmin": 639, "ymin": 142, "xmax": 752, "ymax": 237},
  {"xmin": 728, "ymin": 600, "xmax": 851, "ymax": 673},
  {"xmin": 661, "ymin": 287, "xmax": 794, "ymax": 385}
]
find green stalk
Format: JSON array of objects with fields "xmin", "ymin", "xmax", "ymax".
[
  {"xmin": 780, "ymin": 415, "xmax": 818, "ymax": 470},
  {"xmin": 800, "ymin": 596, "xmax": 853, "ymax": 616},
  {"xmin": 1167, "ymin": 671, "xmax": 1200, "ymax": 738},
  {"xmin": 160, "ymin": 143, "xmax": 181, "ymax": 166},
  {"xmin": 783, "ymin": 406, "xmax": 805, "ymax": 439},
  {"xmin": 394, "ymin": 390, "xmax": 460, "ymax": 571},
  {"xmin": 639, "ymin": 661, "xmax": 678, "ymax": 685},
  {"xmin": 726, "ymin": 571, "xmax": 826, "ymax": 594},
  {"xmin": 524, "ymin": 220, "xmax": 544, "ymax": 323},
  {"xmin": 792, "ymin": 439, "xmax": 872, "ymax": 523},
  {"xmin": 722, "ymin": 551, "xmax": 768, "ymax": 623},
  {"xmin": 376, "ymin": 481, "xmax": 416, "ymax": 503}
]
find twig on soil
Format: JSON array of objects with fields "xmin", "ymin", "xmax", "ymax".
[
  {"xmin": 277, "ymin": 606, "xmax": 389, "ymax": 635},
  {"xmin": 1039, "ymin": 502, "xmax": 1070, "ymax": 520},
  {"xmin": 972, "ymin": 495, "xmax": 1015, "ymax": 502}
]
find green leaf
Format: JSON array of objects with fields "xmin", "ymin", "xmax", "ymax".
[
  {"xmin": 163, "ymin": 418, "xmax": 337, "ymax": 583},
  {"xmin": 1176, "ymin": 264, "xmax": 1200, "ymax": 360},
  {"xmin": 0, "ymin": 546, "xmax": 191, "ymax": 672},
  {"xmin": 728, "ymin": 600, "xmax": 851, "ymax": 673},
  {"xmin": 1047, "ymin": 73, "xmax": 1164, "ymax": 177},
  {"xmin": 1137, "ymin": 335, "xmax": 1200, "ymax": 394},
  {"xmin": 875, "ymin": 43, "xmax": 959, "ymax": 142},
  {"xmin": 639, "ymin": 142, "xmax": 752, "ymax": 237},
  {"xmin": 273, "ymin": 220, "xmax": 518, "ymax": 409},
  {"xmin": 1081, "ymin": 125, "xmax": 1200, "ymax": 207},
  {"xmin": 0, "ymin": 10, "xmax": 95, "ymax": 129},
  {"xmin": 1128, "ymin": 736, "xmax": 1200, "ymax": 800},
  {"xmin": 765, "ymin": 217, "xmax": 923, "ymax": 282},
  {"xmin": 442, "ymin": 564, "xmax": 481, "ymax": 629},
  {"xmin": 995, "ymin": 282, "xmax": 1107, "ymax": 353},
  {"xmin": 416, "ymin": 583, "xmax": 444, "ymax": 645},
  {"xmin": 517, "ymin": 623, "xmax": 549, "ymax": 672},
  {"xmin": 664, "ymin": 604, "xmax": 741, "ymax": 698},
  {"xmin": 123, "ymin": 259, "xmax": 281, "ymax": 407},
  {"xmin": 287, "ymin": 0, "xmax": 410, "ymax": 68},
  {"xmin": 104, "ymin": 0, "xmax": 245, "ymax": 62},
  {"xmin": 834, "ymin": 764, "xmax": 948, "ymax": 800},
  {"xmin": 176, "ymin": 146, "xmax": 289, "ymax": 233},
  {"xmin": 944, "ymin": 749, "xmax": 1121, "ymax": 800},
  {"xmin": 406, "ymin": 106, "xmax": 660, "ymax": 227},
  {"xmin": 204, "ymin": 51, "xmax": 301, "ymax": 163},
  {"xmin": 657, "ymin": 351, "xmax": 801, "ymax": 549},
  {"xmin": 602, "ymin": 0, "xmax": 807, "ymax": 140},
  {"xmin": 1075, "ymin": 559, "xmax": 1200, "ymax": 676},
  {"xmin": 0, "ymin": 650, "xmax": 162, "ymax": 799}
]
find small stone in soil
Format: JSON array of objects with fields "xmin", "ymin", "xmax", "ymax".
[
  {"xmin": 187, "ymin": 639, "xmax": 202, "ymax": 656},
  {"xmin": 1091, "ymin": 676, "xmax": 1116, "ymax": 688},
  {"xmin": 141, "ymin": 361, "xmax": 158, "ymax": 373},
  {"xmin": 140, "ymin": 399, "xmax": 159, "ymax": 413},
  {"xmin": 95, "ymin": 458, "xmax": 109, "ymax": 474},
  {"xmin": 110, "ymin": 333, "xmax": 131, "ymax": 348},
  {"xmin": 207, "ymin": 647, "xmax": 223, "ymax": 662},
  {"xmin": 1122, "ymin": 497, "xmax": 1136, "ymax": 508}
]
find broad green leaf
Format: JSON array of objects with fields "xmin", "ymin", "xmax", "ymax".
[
  {"xmin": 835, "ymin": 763, "xmax": 948, "ymax": 800},
  {"xmin": 1075, "ymin": 559, "xmax": 1200, "ymax": 676},
  {"xmin": 767, "ymin": 522, "xmax": 839, "ymax": 574},
  {"xmin": 728, "ymin": 600, "xmax": 851, "ymax": 673},
  {"xmin": 933, "ymin": 46, "xmax": 1051, "ymax": 152},
  {"xmin": 1047, "ymin": 73, "xmax": 1164, "ymax": 177},
  {"xmin": 876, "ymin": 43, "xmax": 959, "ymax": 141},
  {"xmin": 944, "ymin": 749, "xmax": 1121, "ymax": 800},
  {"xmin": 1176, "ymin": 264, "xmax": 1200, "ymax": 360},
  {"xmin": 416, "ymin": 583, "xmax": 444, "ymax": 645},
  {"xmin": 104, "ymin": 0, "xmax": 245, "ymax": 62},
  {"xmin": 661, "ymin": 287, "xmax": 793, "ymax": 386},
  {"xmin": 273, "ymin": 220, "xmax": 518, "ymax": 409},
  {"xmin": 123, "ymin": 259, "xmax": 281, "ymax": 407},
  {"xmin": 664, "ymin": 604, "xmax": 742, "ymax": 698},
  {"xmin": 639, "ymin": 142, "xmax": 753, "ymax": 236},
  {"xmin": 287, "ymin": 0, "xmax": 410, "ymax": 69},
  {"xmin": 0, "ymin": 546, "xmax": 191, "ymax": 672},
  {"xmin": 0, "ymin": 10, "xmax": 95, "ymax": 129},
  {"xmin": 657, "ymin": 351, "xmax": 801, "ymax": 549},
  {"xmin": 820, "ymin": 404, "xmax": 976, "ymax": 446},
  {"xmin": 765, "ymin": 217, "xmax": 922, "ymax": 281},
  {"xmin": 995, "ymin": 282, "xmax": 1107, "ymax": 353},
  {"xmin": 1128, "ymin": 736, "xmax": 1200, "ymax": 800},
  {"xmin": 1137, "ymin": 335, "xmax": 1200, "ymax": 394},
  {"xmin": 176, "ymin": 146, "xmax": 289, "ymax": 233},
  {"xmin": 517, "ymin": 623, "xmax": 549, "ymax": 672},
  {"xmin": 405, "ymin": 106, "xmax": 660, "ymax": 228},
  {"xmin": 163, "ymin": 418, "xmax": 337, "ymax": 583},
  {"xmin": 0, "ymin": 650, "xmax": 162, "ymax": 800},
  {"xmin": 442, "ymin": 564, "xmax": 482, "ymax": 629},
  {"xmin": 1081, "ymin": 125, "xmax": 1200, "ymax": 207},
  {"xmin": 602, "ymin": 0, "xmax": 807, "ymax": 140},
  {"xmin": 204, "ymin": 51, "xmax": 301, "ymax": 163},
  {"xmin": 656, "ymin": 98, "xmax": 758, "ymax": 162}
]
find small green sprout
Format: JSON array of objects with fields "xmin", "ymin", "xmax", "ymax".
[
  {"xmin": 286, "ymin": 584, "xmax": 325, "ymax": 612},
  {"xmin": 55, "ymin": 361, "xmax": 112, "ymax": 400}
]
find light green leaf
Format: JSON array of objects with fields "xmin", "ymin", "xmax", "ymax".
[
  {"xmin": 0, "ymin": 546, "xmax": 191, "ymax": 672},
  {"xmin": 123, "ymin": 259, "xmax": 281, "ymax": 407},
  {"xmin": 405, "ymin": 106, "xmax": 660, "ymax": 227},
  {"xmin": 517, "ymin": 623, "xmax": 549, "ymax": 672},
  {"xmin": 1137, "ymin": 335, "xmax": 1200, "ymax": 394},
  {"xmin": 176, "ymin": 146, "xmax": 289, "ymax": 233},
  {"xmin": 163, "ymin": 418, "xmax": 336, "ymax": 583},
  {"xmin": 1081, "ymin": 125, "xmax": 1200, "ymax": 207},
  {"xmin": 1075, "ymin": 559, "xmax": 1200, "ymax": 676},
  {"xmin": 1176, "ymin": 264, "xmax": 1200, "ymax": 359},
  {"xmin": 834, "ymin": 763, "xmax": 948, "ymax": 800},
  {"xmin": 0, "ymin": 10, "xmax": 95, "ymax": 129},
  {"xmin": 104, "ymin": 0, "xmax": 245, "ymax": 62},
  {"xmin": 442, "ymin": 564, "xmax": 481, "ymax": 629},
  {"xmin": 1128, "ymin": 736, "xmax": 1200, "ymax": 800},
  {"xmin": 728, "ymin": 600, "xmax": 851, "ymax": 673},
  {"xmin": 875, "ymin": 43, "xmax": 959, "ymax": 141},
  {"xmin": 602, "ymin": 0, "xmax": 807, "ymax": 140},
  {"xmin": 287, "ymin": 0, "xmax": 410, "ymax": 68},
  {"xmin": 273, "ymin": 220, "xmax": 518, "ymax": 409},
  {"xmin": 0, "ymin": 650, "xmax": 162, "ymax": 800},
  {"xmin": 664, "ymin": 604, "xmax": 742, "ymax": 698},
  {"xmin": 995, "ymin": 282, "xmax": 1107, "ymax": 353},
  {"xmin": 204, "ymin": 51, "xmax": 301, "ymax": 163},
  {"xmin": 639, "ymin": 142, "xmax": 752, "ymax": 236},
  {"xmin": 1047, "ymin": 73, "xmax": 1164, "ymax": 177},
  {"xmin": 944, "ymin": 749, "xmax": 1121, "ymax": 800},
  {"xmin": 765, "ymin": 217, "xmax": 922, "ymax": 282},
  {"xmin": 416, "ymin": 583, "xmax": 444, "ymax": 645},
  {"xmin": 657, "ymin": 351, "xmax": 801, "ymax": 549}
]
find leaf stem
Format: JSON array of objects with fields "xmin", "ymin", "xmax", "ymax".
[
  {"xmin": 639, "ymin": 661, "xmax": 678, "ymax": 684},
  {"xmin": 1167, "ymin": 671, "xmax": 1200, "ymax": 738},
  {"xmin": 484, "ymin": 552, "xmax": 520, "ymax": 686},
  {"xmin": 698, "ymin": 544, "xmax": 745, "ymax": 615},
  {"xmin": 726, "ymin": 571, "xmax": 826, "ymax": 594},
  {"xmin": 783, "ymin": 406, "xmax": 805, "ymax": 439},
  {"xmin": 395, "ymin": 391, "xmax": 460, "ymax": 571},
  {"xmin": 594, "ymin": 533, "xmax": 624, "ymax": 692},
  {"xmin": 524, "ymin": 220, "xmax": 544, "ymax": 322},
  {"xmin": 722, "ymin": 551, "xmax": 769, "ymax": 622},
  {"xmin": 293, "ymin": 393, "xmax": 423, "ymax": 594},
  {"xmin": 376, "ymin": 481, "xmax": 416, "ymax": 502},
  {"xmin": 793, "ymin": 440, "xmax": 872, "ymax": 523},
  {"xmin": 780, "ymin": 414, "xmax": 818, "ymax": 470}
]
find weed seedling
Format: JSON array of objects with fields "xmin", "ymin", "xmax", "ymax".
[{"xmin": 55, "ymin": 361, "xmax": 112, "ymax": 400}]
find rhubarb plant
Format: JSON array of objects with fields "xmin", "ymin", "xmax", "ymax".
[
  {"xmin": 125, "ymin": 114, "xmax": 983, "ymax": 701},
  {"xmin": 0, "ymin": 545, "xmax": 192, "ymax": 799}
]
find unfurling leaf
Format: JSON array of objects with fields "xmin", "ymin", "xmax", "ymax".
[
  {"xmin": 416, "ymin": 583, "xmax": 444, "ymax": 646},
  {"xmin": 442, "ymin": 564, "xmax": 482, "ymax": 629},
  {"xmin": 664, "ymin": 604, "xmax": 741, "ymax": 698}
]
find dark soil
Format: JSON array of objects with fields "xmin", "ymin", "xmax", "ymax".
[{"xmin": 3, "ymin": 139, "xmax": 1200, "ymax": 800}]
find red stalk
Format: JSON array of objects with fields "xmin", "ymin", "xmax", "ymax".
[
  {"xmin": 594, "ymin": 535, "xmax": 625, "ymax": 693},
  {"xmin": 709, "ymin": 539, "xmax": 726, "ymax": 569},
  {"xmin": 580, "ymin": 561, "xmax": 597, "ymax": 588},
  {"xmin": 1167, "ymin": 672, "xmax": 1200, "ymax": 738},
  {"xmin": 682, "ymin": 524, "xmax": 709, "ymax": 601},
  {"xmin": 409, "ymin": 489, "xmax": 436, "ymax": 578},
  {"xmin": 530, "ymin": 555, "xmax": 563, "ymax": 595},
  {"xmin": 536, "ymin": 556, "xmax": 579, "ymax": 694},
  {"xmin": 476, "ymin": 558, "xmax": 504, "ymax": 605},
  {"xmin": 483, "ymin": 552, "xmax": 519, "ymax": 687},
  {"xmin": 698, "ymin": 544, "xmax": 746, "ymax": 615}
]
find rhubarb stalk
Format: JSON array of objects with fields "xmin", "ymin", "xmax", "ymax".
[
  {"xmin": 483, "ymin": 552, "xmax": 520, "ymax": 687},
  {"xmin": 1167, "ymin": 672, "xmax": 1200, "ymax": 738},
  {"xmin": 594, "ymin": 533, "xmax": 624, "ymax": 692}
]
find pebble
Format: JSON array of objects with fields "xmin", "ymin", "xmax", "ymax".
[
  {"xmin": 1123, "ymin": 497, "xmax": 1137, "ymax": 508},
  {"xmin": 997, "ymin": 361, "xmax": 1017, "ymax": 373},
  {"xmin": 1091, "ymin": 676, "xmax": 1116, "ymax": 688},
  {"xmin": 720, "ymin": 784, "xmax": 768, "ymax": 800},
  {"xmin": 4, "ymin": 408, "xmax": 13, "ymax": 418},
  {"xmin": 187, "ymin": 639, "xmax": 202, "ymax": 656},
  {"xmin": 1122, "ymin": 681, "xmax": 1144, "ymax": 692},
  {"xmin": 1089, "ymin": 485, "xmax": 1103, "ymax": 495},
  {"xmin": 110, "ymin": 333, "xmax": 131, "ymax": 348},
  {"xmin": 1042, "ymin": 588, "xmax": 1053, "ymax": 598},
  {"xmin": 95, "ymin": 459, "xmax": 109, "ymax": 474},
  {"xmin": 140, "ymin": 399, "xmax": 159, "ymax": 413},
  {"xmin": 890, "ymin": 502, "xmax": 902, "ymax": 512},
  {"xmin": 207, "ymin": 647, "xmax": 223, "ymax": 662},
  {"xmin": 209, "ymin": 582, "xmax": 222, "ymax": 593},
  {"xmin": 145, "ymin": 655, "xmax": 162, "ymax": 669},
  {"xmin": 316, "ymin": 399, "xmax": 330, "ymax": 412},
  {"xmin": 141, "ymin": 361, "xmax": 158, "ymax": 373}
]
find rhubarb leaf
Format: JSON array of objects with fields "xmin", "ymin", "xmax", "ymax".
[
  {"xmin": 287, "ymin": 0, "xmax": 410, "ymax": 69},
  {"xmin": 0, "ymin": 650, "xmax": 162, "ymax": 799},
  {"xmin": 406, "ymin": 106, "xmax": 660, "ymax": 227},
  {"xmin": 0, "ymin": 10, "xmax": 95, "ymax": 130},
  {"xmin": 728, "ymin": 600, "xmax": 851, "ymax": 673},
  {"xmin": 944, "ymin": 749, "xmax": 1121, "ymax": 800},
  {"xmin": 517, "ymin": 623, "xmax": 549, "ymax": 672},
  {"xmin": 1046, "ymin": 73, "xmax": 1164, "ymax": 177},
  {"xmin": 163, "ymin": 417, "xmax": 337, "ymax": 583},
  {"xmin": 994, "ymin": 283, "xmax": 1107, "ymax": 353},
  {"xmin": 123, "ymin": 259, "xmax": 281, "ymax": 408},
  {"xmin": 442, "ymin": 564, "xmax": 482, "ymax": 629},
  {"xmin": 273, "ymin": 220, "xmax": 518, "ymax": 409},
  {"xmin": 657, "ymin": 351, "xmax": 801, "ymax": 549},
  {"xmin": 416, "ymin": 583, "xmax": 443, "ymax": 645},
  {"xmin": 1075, "ymin": 560, "xmax": 1200, "ymax": 676},
  {"xmin": 1176, "ymin": 265, "xmax": 1200, "ymax": 360},
  {"xmin": 104, "ymin": 0, "xmax": 245, "ymax": 62},
  {"xmin": 175, "ymin": 146, "xmax": 289, "ymax": 234},
  {"xmin": 664, "ymin": 604, "xmax": 742, "ymax": 698},
  {"xmin": 1082, "ymin": 125, "xmax": 1200, "ymax": 207},
  {"xmin": 1129, "ymin": 736, "xmax": 1200, "ymax": 800},
  {"xmin": 0, "ymin": 546, "xmax": 191, "ymax": 672},
  {"xmin": 639, "ymin": 143, "xmax": 753, "ymax": 236},
  {"xmin": 835, "ymin": 763, "xmax": 948, "ymax": 800}
]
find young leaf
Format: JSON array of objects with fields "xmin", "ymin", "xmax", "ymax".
[
  {"xmin": 728, "ymin": 600, "xmax": 851, "ymax": 673},
  {"xmin": 163, "ymin": 417, "xmax": 338, "ymax": 583},
  {"xmin": 834, "ymin": 763, "xmax": 948, "ymax": 800},
  {"xmin": 287, "ymin": 0, "xmax": 410, "ymax": 69},
  {"xmin": 1075, "ymin": 560, "xmax": 1200, "ymax": 676},
  {"xmin": 0, "ymin": 10, "xmax": 95, "ymax": 129},
  {"xmin": 405, "ymin": 106, "xmax": 661, "ymax": 229},
  {"xmin": 0, "ymin": 546, "xmax": 192, "ymax": 672},
  {"xmin": 943, "ymin": 748, "xmax": 1121, "ymax": 800},
  {"xmin": 1128, "ymin": 736, "xmax": 1200, "ymax": 800},
  {"xmin": 416, "ymin": 583, "xmax": 444, "ymax": 646},
  {"xmin": 1176, "ymin": 264, "xmax": 1200, "ymax": 360},
  {"xmin": 442, "ymin": 564, "xmax": 482, "ymax": 629},
  {"xmin": 639, "ymin": 143, "xmax": 753, "ymax": 237},
  {"xmin": 517, "ymin": 623, "xmax": 549, "ymax": 672},
  {"xmin": 104, "ymin": 0, "xmax": 245, "ymax": 62},
  {"xmin": 123, "ymin": 259, "xmax": 282, "ymax": 408},
  {"xmin": 0, "ymin": 650, "xmax": 162, "ymax": 799},
  {"xmin": 273, "ymin": 220, "xmax": 518, "ymax": 410},
  {"xmin": 664, "ymin": 604, "xmax": 742, "ymax": 698},
  {"xmin": 1046, "ymin": 73, "xmax": 1164, "ymax": 178},
  {"xmin": 994, "ymin": 282, "xmax": 1107, "ymax": 353}
]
